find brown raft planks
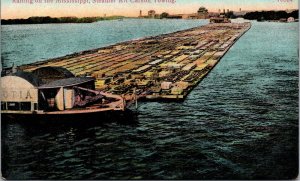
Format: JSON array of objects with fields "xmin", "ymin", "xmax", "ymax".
[{"xmin": 19, "ymin": 22, "xmax": 251, "ymax": 101}]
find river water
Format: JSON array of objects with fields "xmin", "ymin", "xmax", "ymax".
[{"xmin": 1, "ymin": 19, "xmax": 299, "ymax": 179}]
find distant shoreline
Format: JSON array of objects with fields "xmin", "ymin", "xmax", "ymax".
[
  {"xmin": 1, "ymin": 16, "xmax": 126, "ymax": 25},
  {"xmin": 1, "ymin": 9, "xmax": 298, "ymax": 25}
]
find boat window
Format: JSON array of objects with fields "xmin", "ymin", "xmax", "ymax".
[
  {"xmin": 34, "ymin": 103, "xmax": 38, "ymax": 110},
  {"xmin": 7, "ymin": 102, "xmax": 20, "ymax": 110},
  {"xmin": 1, "ymin": 102, "xmax": 7, "ymax": 110},
  {"xmin": 20, "ymin": 102, "xmax": 31, "ymax": 111}
]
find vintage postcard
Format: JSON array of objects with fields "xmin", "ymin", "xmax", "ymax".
[{"xmin": 1, "ymin": 0, "xmax": 299, "ymax": 179}]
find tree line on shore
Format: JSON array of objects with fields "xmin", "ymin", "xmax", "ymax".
[
  {"xmin": 243, "ymin": 10, "xmax": 298, "ymax": 20},
  {"xmin": 1, "ymin": 16, "xmax": 124, "ymax": 25},
  {"xmin": 1, "ymin": 10, "xmax": 299, "ymax": 24}
]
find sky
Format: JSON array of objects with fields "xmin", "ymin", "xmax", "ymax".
[{"xmin": 1, "ymin": 0, "xmax": 298, "ymax": 19}]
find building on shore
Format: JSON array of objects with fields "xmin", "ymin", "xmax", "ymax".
[
  {"xmin": 171, "ymin": 6, "xmax": 210, "ymax": 19},
  {"xmin": 138, "ymin": 10, "xmax": 159, "ymax": 19},
  {"xmin": 148, "ymin": 10, "xmax": 156, "ymax": 18},
  {"xmin": 139, "ymin": 7, "xmax": 211, "ymax": 19}
]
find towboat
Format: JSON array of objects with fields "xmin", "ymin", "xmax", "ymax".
[{"xmin": 1, "ymin": 67, "xmax": 126, "ymax": 120}]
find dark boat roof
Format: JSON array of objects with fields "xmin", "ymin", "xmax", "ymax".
[
  {"xmin": 13, "ymin": 71, "xmax": 42, "ymax": 86},
  {"xmin": 38, "ymin": 77, "xmax": 95, "ymax": 89},
  {"xmin": 32, "ymin": 66, "xmax": 74, "ymax": 78}
]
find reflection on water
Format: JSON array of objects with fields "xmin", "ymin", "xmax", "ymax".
[{"xmin": 1, "ymin": 20, "xmax": 299, "ymax": 179}]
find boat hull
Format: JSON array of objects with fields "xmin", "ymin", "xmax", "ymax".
[{"xmin": 1, "ymin": 109, "xmax": 137, "ymax": 123}]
